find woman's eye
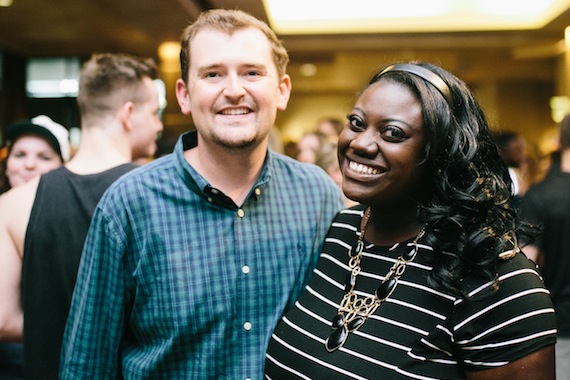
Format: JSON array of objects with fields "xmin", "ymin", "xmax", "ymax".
[
  {"xmin": 382, "ymin": 126, "xmax": 406, "ymax": 141},
  {"xmin": 347, "ymin": 115, "xmax": 365, "ymax": 131}
]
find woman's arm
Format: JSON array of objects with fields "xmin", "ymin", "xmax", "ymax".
[{"xmin": 467, "ymin": 345, "xmax": 554, "ymax": 380}]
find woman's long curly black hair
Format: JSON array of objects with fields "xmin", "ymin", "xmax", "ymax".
[{"xmin": 368, "ymin": 62, "xmax": 534, "ymax": 297}]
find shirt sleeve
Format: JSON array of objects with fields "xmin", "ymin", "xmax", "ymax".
[
  {"xmin": 60, "ymin": 201, "xmax": 128, "ymax": 378},
  {"xmin": 410, "ymin": 254, "xmax": 556, "ymax": 371}
]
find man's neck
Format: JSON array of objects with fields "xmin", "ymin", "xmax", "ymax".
[
  {"xmin": 185, "ymin": 140, "xmax": 267, "ymax": 206},
  {"xmin": 65, "ymin": 126, "xmax": 131, "ymax": 175}
]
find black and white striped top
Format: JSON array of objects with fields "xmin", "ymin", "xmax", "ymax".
[{"xmin": 265, "ymin": 206, "xmax": 556, "ymax": 379}]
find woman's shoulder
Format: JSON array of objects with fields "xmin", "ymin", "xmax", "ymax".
[{"xmin": 458, "ymin": 251, "xmax": 550, "ymax": 308}]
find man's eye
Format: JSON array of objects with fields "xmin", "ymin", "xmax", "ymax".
[{"xmin": 205, "ymin": 72, "xmax": 219, "ymax": 78}]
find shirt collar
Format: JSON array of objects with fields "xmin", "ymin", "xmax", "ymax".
[{"xmin": 173, "ymin": 130, "xmax": 273, "ymax": 205}]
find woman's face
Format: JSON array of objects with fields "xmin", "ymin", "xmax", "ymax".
[
  {"xmin": 5, "ymin": 134, "xmax": 62, "ymax": 188},
  {"xmin": 338, "ymin": 79, "xmax": 427, "ymax": 206}
]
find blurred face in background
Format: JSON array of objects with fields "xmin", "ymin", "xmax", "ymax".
[
  {"xmin": 5, "ymin": 134, "xmax": 63, "ymax": 187},
  {"xmin": 128, "ymin": 77, "xmax": 164, "ymax": 161}
]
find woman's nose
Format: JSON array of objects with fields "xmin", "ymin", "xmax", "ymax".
[
  {"xmin": 350, "ymin": 129, "xmax": 379, "ymax": 156},
  {"xmin": 24, "ymin": 156, "xmax": 37, "ymax": 169}
]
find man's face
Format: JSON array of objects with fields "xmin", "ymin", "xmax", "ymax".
[
  {"xmin": 176, "ymin": 27, "xmax": 291, "ymax": 151},
  {"xmin": 129, "ymin": 77, "xmax": 164, "ymax": 161}
]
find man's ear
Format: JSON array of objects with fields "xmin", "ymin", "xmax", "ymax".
[
  {"xmin": 276, "ymin": 74, "xmax": 292, "ymax": 111},
  {"xmin": 175, "ymin": 79, "xmax": 192, "ymax": 115},
  {"xmin": 119, "ymin": 101, "xmax": 135, "ymax": 131}
]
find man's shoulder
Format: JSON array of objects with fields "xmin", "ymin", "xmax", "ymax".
[
  {"xmin": 526, "ymin": 173, "xmax": 570, "ymax": 198},
  {"xmin": 271, "ymin": 152, "xmax": 331, "ymax": 180},
  {"xmin": 110, "ymin": 156, "xmax": 172, "ymax": 184},
  {"xmin": 97, "ymin": 156, "xmax": 175, "ymax": 202}
]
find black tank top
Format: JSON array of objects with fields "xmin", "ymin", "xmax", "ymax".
[{"xmin": 21, "ymin": 164, "xmax": 136, "ymax": 379}]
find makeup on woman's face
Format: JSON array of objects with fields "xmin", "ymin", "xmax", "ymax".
[{"xmin": 338, "ymin": 80, "xmax": 427, "ymax": 206}]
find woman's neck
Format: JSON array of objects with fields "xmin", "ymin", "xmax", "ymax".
[{"xmin": 364, "ymin": 204, "xmax": 424, "ymax": 246}]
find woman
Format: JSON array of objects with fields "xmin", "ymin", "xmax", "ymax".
[
  {"xmin": 0, "ymin": 115, "xmax": 70, "ymax": 194},
  {"xmin": 265, "ymin": 62, "xmax": 556, "ymax": 379},
  {"xmin": 0, "ymin": 115, "xmax": 69, "ymax": 379}
]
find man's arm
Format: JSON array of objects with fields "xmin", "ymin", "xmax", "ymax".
[
  {"xmin": 0, "ymin": 180, "xmax": 38, "ymax": 340},
  {"xmin": 60, "ymin": 204, "xmax": 126, "ymax": 378}
]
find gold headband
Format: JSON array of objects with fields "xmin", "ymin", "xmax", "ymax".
[{"xmin": 373, "ymin": 63, "xmax": 453, "ymax": 107}]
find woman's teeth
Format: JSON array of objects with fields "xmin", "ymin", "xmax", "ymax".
[{"xmin": 349, "ymin": 160, "xmax": 379, "ymax": 175}]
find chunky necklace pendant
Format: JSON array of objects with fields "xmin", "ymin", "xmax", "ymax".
[{"xmin": 325, "ymin": 208, "xmax": 425, "ymax": 352}]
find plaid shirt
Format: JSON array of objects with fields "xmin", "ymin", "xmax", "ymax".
[{"xmin": 60, "ymin": 131, "xmax": 344, "ymax": 379}]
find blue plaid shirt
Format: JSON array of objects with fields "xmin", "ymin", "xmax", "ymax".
[{"xmin": 60, "ymin": 131, "xmax": 344, "ymax": 379}]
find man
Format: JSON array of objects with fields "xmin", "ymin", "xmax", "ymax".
[
  {"xmin": 520, "ymin": 113, "xmax": 570, "ymax": 380},
  {"xmin": 60, "ymin": 9, "xmax": 344, "ymax": 379},
  {"xmin": 0, "ymin": 53, "xmax": 163, "ymax": 379},
  {"xmin": 493, "ymin": 130, "xmax": 527, "ymax": 197}
]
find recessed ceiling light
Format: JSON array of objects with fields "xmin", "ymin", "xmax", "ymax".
[
  {"xmin": 263, "ymin": 0, "xmax": 570, "ymax": 34},
  {"xmin": 299, "ymin": 63, "xmax": 317, "ymax": 77}
]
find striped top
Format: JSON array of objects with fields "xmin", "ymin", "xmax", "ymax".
[{"xmin": 265, "ymin": 206, "xmax": 556, "ymax": 379}]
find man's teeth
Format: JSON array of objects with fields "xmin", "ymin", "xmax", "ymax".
[
  {"xmin": 221, "ymin": 108, "xmax": 249, "ymax": 115},
  {"xmin": 349, "ymin": 160, "xmax": 379, "ymax": 175}
]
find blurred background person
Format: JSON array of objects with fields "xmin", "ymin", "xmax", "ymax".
[
  {"xmin": 520, "ymin": 113, "xmax": 570, "ymax": 380},
  {"xmin": 0, "ymin": 115, "xmax": 69, "ymax": 380},
  {"xmin": 316, "ymin": 117, "xmax": 344, "ymax": 142},
  {"xmin": 315, "ymin": 140, "xmax": 357, "ymax": 208},
  {"xmin": 0, "ymin": 115, "xmax": 70, "ymax": 194},
  {"xmin": 0, "ymin": 53, "xmax": 162, "ymax": 380},
  {"xmin": 493, "ymin": 130, "xmax": 528, "ymax": 199},
  {"xmin": 296, "ymin": 130, "xmax": 326, "ymax": 163}
]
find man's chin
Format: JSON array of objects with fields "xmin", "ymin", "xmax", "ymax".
[{"xmin": 214, "ymin": 134, "xmax": 263, "ymax": 151}]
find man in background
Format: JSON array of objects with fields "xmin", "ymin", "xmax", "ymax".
[
  {"xmin": 0, "ymin": 53, "xmax": 163, "ymax": 379},
  {"xmin": 520, "ymin": 113, "xmax": 570, "ymax": 380}
]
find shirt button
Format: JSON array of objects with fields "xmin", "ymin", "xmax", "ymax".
[
  {"xmin": 242, "ymin": 265, "xmax": 250, "ymax": 275},
  {"xmin": 211, "ymin": 188, "xmax": 219, "ymax": 194},
  {"xmin": 207, "ymin": 197, "xmax": 213, "ymax": 203},
  {"xmin": 254, "ymin": 188, "xmax": 261, "ymax": 196},
  {"xmin": 243, "ymin": 321, "xmax": 252, "ymax": 331},
  {"xmin": 237, "ymin": 209, "xmax": 245, "ymax": 218}
]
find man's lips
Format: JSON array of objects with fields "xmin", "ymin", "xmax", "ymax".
[{"xmin": 218, "ymin": 107, "xmax": 251, "ymax": 115}]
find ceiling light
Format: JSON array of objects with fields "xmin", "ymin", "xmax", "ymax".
[
  {"xmin": 299, "ymin": 63, "xmax": 317, "ymax": 77},
  {"xmin": 0, "ymin": 0, "xmax": 13, "ymax": 7},
  {"xmin": 263, "ymin": 0, "xmax": 570, "ymax": 34},
  {"xmin": 158, "ymin": 42, "xmax": 180, "ymax": 61}
]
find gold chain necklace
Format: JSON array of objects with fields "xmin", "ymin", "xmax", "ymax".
[{"xmin": 325, "ymin": 207, "xmax": 426, "ymax": 352}]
